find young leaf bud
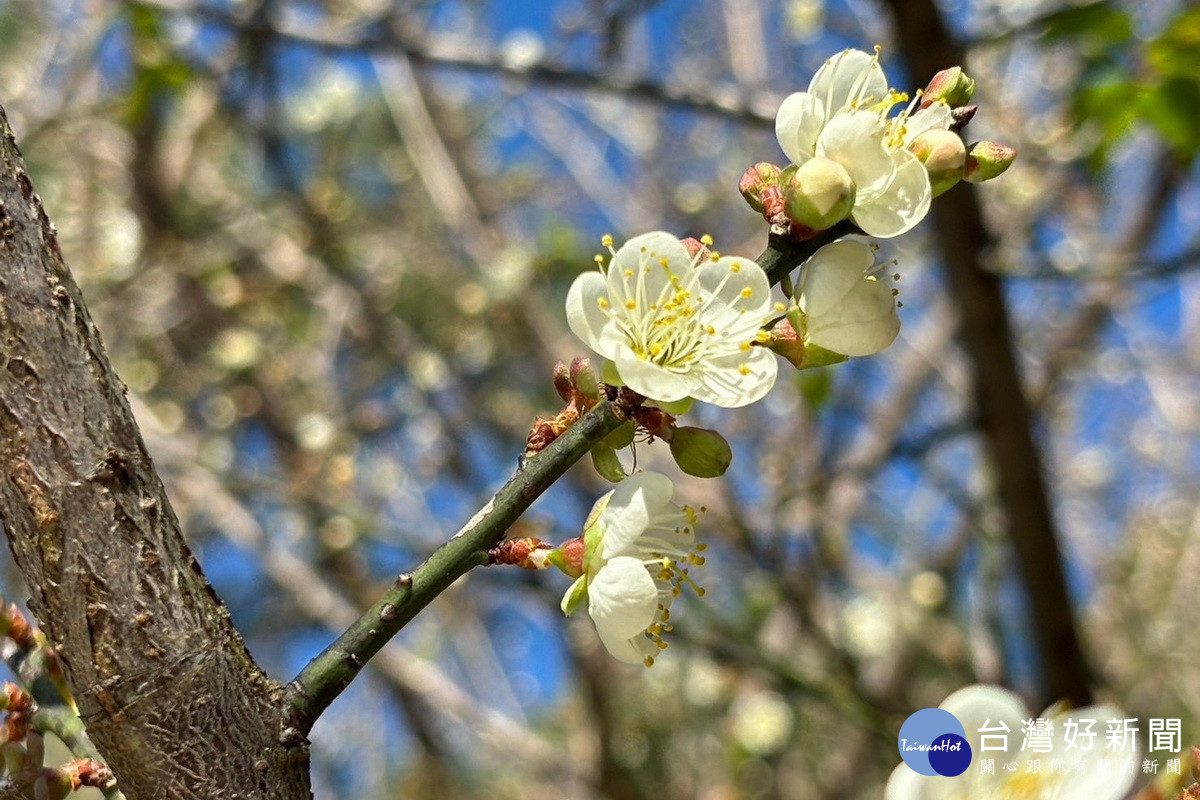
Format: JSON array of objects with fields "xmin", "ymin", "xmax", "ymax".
[
  {"xmin": 921, "ymin": 66, "xmax": 976, "ymax": 109},
  {"xmin": 553, "ymin": 361, "xmax": 572, "ymax": 402},
  {"xmin": 784, "ymin": 157, "xmax": 855, "ymax": 233},
  {"xmin": 964, "ymin": 141, "xmax": 1017, "ymax": 183},
  {"xmin": 739, "ymin": 162, "xmax": 783, "ymax": 213},
  {"xmin": 570, "ymin": 357, "xmax": 600, "ymax": 401}
]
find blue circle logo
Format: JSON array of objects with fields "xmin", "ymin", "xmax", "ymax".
[{"xmin": 897, "ymin": 708, "xmax": 972, "ymax": 776}]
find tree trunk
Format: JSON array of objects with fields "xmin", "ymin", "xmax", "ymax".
[{"xmin": 0, "ymin": 104, "xmax": 311, "ymax": 798}]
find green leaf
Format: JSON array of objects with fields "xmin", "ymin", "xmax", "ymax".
[
  {"xmin": 602, "ymin": 420, "xmax": 636, "ymax": 450},
  {"xmin": 591, "ymin": 444, "xmax": 627, "ymax": 483}
]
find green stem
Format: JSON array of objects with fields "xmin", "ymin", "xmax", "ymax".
[
  {"xmin": 285, "ymin": 233, "xmax": 845, "ymax": 730},
  {"xmin": 287, "ymin": 399, "xmax": 627, "ymax": 730}
]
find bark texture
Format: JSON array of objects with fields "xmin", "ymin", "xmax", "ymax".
[{"xmin": 0, "ymin": 105, "xmax": 311, "ymax": 797}]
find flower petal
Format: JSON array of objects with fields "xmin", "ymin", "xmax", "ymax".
[
  {"xmin": 565, "ymin": 272, "xmax": 612, "ymax": 355},
  {"xmin": 608, "ymin": 231, "xmax": 690, "ymax": 311},
  {"xmin": 588, "ymin": 555, "xmax": 659, "ymax": 641},
  {"xmin": 594, "ymin": 623, "xmax": 658, "ymax": 665},
  {"xmin": 804, "ymin": 278, "xmax": 899, "ymax": 357},
  {"xmin": 690, "ymin": 348, "xmax": 778, "ymax": 408},
  {"xmin": 613, "ymin": 348, "xmax": 695, "ymax": 404},
  {"xmin": 817, "ymin": 111, "xmax": 893, "ymax": 194},
  {"xmin": 902, "ymin": 100, "xmax": 953, "ymax": 145},
  {"xmin": 883, "ymin": 762, "xmax": 961, "ymax": 800},
  {"xmin": 851, "ymin": 149, "xmax": 931, "ymax": 238},
  {"xmin": 798, "ymin": 240, "xmax": 875, "ymax": 318},
  {"xmin": 775, "ymin": 91, "xmax": 825, "ymax": 164},
  {"xmin": 808, "ymin": 49, "xmax": 888, "ymax": 116},
  {"xmin": 598, "ymin": 471, "xmax": 676, "ymax": 558}
]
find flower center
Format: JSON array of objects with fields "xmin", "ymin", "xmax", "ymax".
[{"xmin": 599, "ymin": 245, "xmax": 743, "ymax": 373}]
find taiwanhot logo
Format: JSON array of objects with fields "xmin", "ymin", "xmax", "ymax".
[{"xmin": 897, "ymin": 708, "xmax": 972, "ymax": 777}]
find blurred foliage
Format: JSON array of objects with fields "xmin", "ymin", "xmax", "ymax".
[{"xmin": 0, "ymin": 0, "xmax": 1198, "ymax": 798}]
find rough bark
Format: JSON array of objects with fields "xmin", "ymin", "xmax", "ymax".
[
  {"xmin": 0, "ymin": 104, "xmax": 311, "ymax": 797},
  {"xmin": 884, "ymin": 1, "xmax": 1094, "ymax": 707}
]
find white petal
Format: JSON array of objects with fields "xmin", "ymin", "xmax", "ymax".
[
  {"xmin": 902, "ymin": 100, "xmax": 954, "ymax": 145},
  {"xmin": 696, "ymin": 256, "xmax": 773, "ymax": 318},
  {"xmin": 883, "ymin": 763, "xmax": 959, "ymax": 800},
  {"xmin": 798, "ymin": 240, "xmax": 875, "ymax": 317},
  {"xmin": 588, "ymin": 556, "xmax": 659, "ymax": 640},
  {"xmin": 608, "ymin": 231, "xmax": 690, "ymax": 310},
  {"xmin": 598, "ymin": 471, "xmax": 676, "ymax": 558},
  {"xmin": 1049, "ymin": 704, "xmax": 1138, "ymax": 800},
  {"xmin": 808, "ymin": 49, "xmax": 888, "ymax": 116},
  {"xmin": 940, "ymin": 684, "xmax": 1027, "ymax": 766},
  {"xmin": 690, "ymin": 348, "xmax": 778, "ymax": 408},
  {"xmin": 851, "ymin": 150, "xmax": 932, "ymax": 238},
  {"xmin": 804, "ymin": 278, "xmax": 900, "ymax": 357},
  {"xmin": 774, "ymin": 91, "xmax": 824, "ymax": 164},
  {"xmin": 818, "ymin": 111, "xmax": 893, "ymax": 194},
  {"xmin": 565, "ymin": 272, "xmax": 612, "ymax": 355},
  {"xmin": 594, "ymin": 623, "xmax": 657, "ymax": 665},
  {"xmin": 613, "ymin": 349, "xmax": 695, "ymax": 404}
]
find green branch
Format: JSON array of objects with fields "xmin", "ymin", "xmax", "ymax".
[{"xmin": 285, "ymin": 233, "xmax": 835, "ymax": 730}]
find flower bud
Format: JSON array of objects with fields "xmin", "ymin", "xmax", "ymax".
[
  {"xmin": 548, "ymin": 536, "xmax": 585, "ymax": 579},
  {"xmin": 909, "ymin": 129, "xmax": 966, "ymax": 197},
  {"xmin": 489, "ymin": 537, "xmax": 553, "ymax": 570},
  {"xmin": 739, "ymin": 162, "xmax": 783, "ymax": 213},
  {"xmin": 964, "ymin": 141, "xmax": 1017, "ymax": 183},
  {"xmin": 667, "ymin": 426, "xmax": 733, "ymax": 478},
  {"xmin": 679, "ymin": 237, "xmax": 711, "ymax": 261},
  {"xmin": 784, "ymin": 157, "xmax": 855, "ymax": 233},
  {"xmin": 552, "ymin": 361, "xmax": 571, "ymax": 402},
  {"xmin": 921, "ymin": 66, "xmax": 975, "ymax": 109},
  {"xmin": 570, "ymin": 357, "xmax": 600, "ymax": 401},
  {"xmin": 950, "ymin": 105, "xmax": 977, "ymax": 131}
]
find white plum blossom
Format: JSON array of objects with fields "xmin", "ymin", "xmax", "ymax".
[
  {"xmin": 560, "ymin": 471, "xmax": 705, "ymax": 666},
  {"xmin": 775, "ymin": 48, "xmax": 955, "ymax": 237},
  {"xmin": 565, "ymin": 231, "xmax": 778, "ymax": 408},
  {"xmin": 885, "ymin": 685, "xmax": 1137, "ymax": 800},
  {"xmin": 797, "ymin": 239, "xmax": 900, "ymax": 357}
]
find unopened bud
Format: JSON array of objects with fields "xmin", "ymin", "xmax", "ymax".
[
  {"xmin": 570, "ymin": 357, "xmax": 600, "ymax": 401},
  {"xmin": 667, "ymin": 426, "xmax": 733, "ymax": 478},
  {"xmin": 739, "ymin": 162, "xmax": 783, "ymax": 213},
  {"xmin": 964, "ymin": 141, "xmax": 1017, "ymax": 183},
  {"xmin": 950, "ymin": 105, "xmax": 977, "ymax": 131},
  {"xmin": 548, "ymin": 537, "xmax": 586, "ymax": 579},
  {"xmin": 489, "ymin": 537, "xmax": 553, "ymax": 570},
  {"xmin": 553, "ymin": 361, "xmax": 571, "ymax": 402},
  {"xmin": 921, "ymin": 67, "xmax": 975, "ymax": 109},
  {"xmin": 910, "ymin": 130, "xmax": 967, "ymax": 197},
  {"xmin": 679, "ymin": 237, "xmax": 711, "ymax": 261},
  {"xmin": 784, "ymin": 157, "xmax": 855, "ymax": 233}
]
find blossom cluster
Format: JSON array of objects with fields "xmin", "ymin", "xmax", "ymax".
[{"xmin": 500, "ymin": 48, "xmax": 1013, "ymax": 666}]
